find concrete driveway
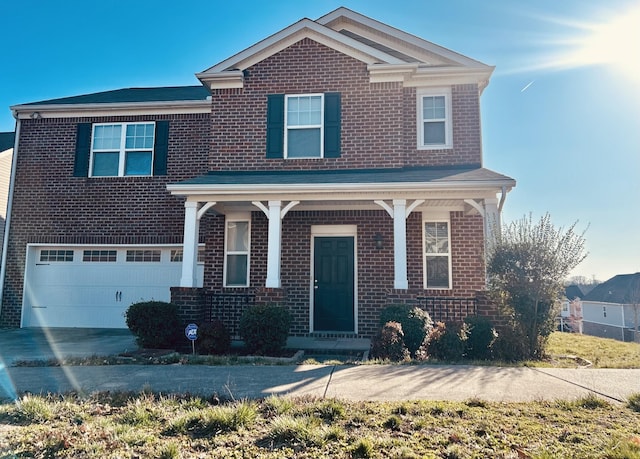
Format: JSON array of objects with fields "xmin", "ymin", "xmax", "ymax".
[{"xmin": 0, "ymin": 328, "xmax": 138, "ymax": 365}]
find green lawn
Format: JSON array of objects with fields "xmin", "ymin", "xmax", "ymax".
[
  {"xmin": 544, "ymin": 332, "xmax": 640, "ymax": 368},
  {"xmin": 1, "ymin": 392, "xmax": 640, "ymax": 458}
]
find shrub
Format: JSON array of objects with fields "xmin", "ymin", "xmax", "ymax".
[
  {"xmin": 427, "ymin": 322, "xmax": 467, "ymax": 361},
  {"xmin": 491, "ymin": 322, "xmax": 530, "ymax": 362},
  {"xmin": 464, "ymin": 316, "xmax": 497, "ymax": 360},
  {"xmin": 198, "ymin": 320, "xmax": 231, "ymax": 355},
  {"xmin": 379, "ymin": 304, "xmax": 433, "ymax": 357},
  {"xmin": 238, "ymin": 304, "xmax": 291, "ymax": 355},
  {"xmin": 628, "ymin": 393, "xmax": 640, "ymax": 413},
  {"xmin": 125, "ymin": 301, "xmax": 180, "ymax": 349},
  {"xmin": 370, "ymin": 321, "xmax": 410, "ymax": 362}
]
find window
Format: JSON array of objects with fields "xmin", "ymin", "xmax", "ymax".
[
  {"xmin": 418, "ymin": 89, "xmax": 452, "ymax": 149},
  {"xmin": 126, "ymin": 250, "xmax": 161, "ymax": 262},
  {"xmin": 224, "ymin": 219, "xmax": 250, "ymax": 287},
  {"xmin": 285, "ymin": 94, "xmax": 323, "ymax": 158},
  {"xmin": 83, "ymin": 250, "xmax": 117, "ymax": 262},
  {"xmin": 171, "ymin": 248, "xmax": 205, "ymax": 263},
  {"xmin": 90, "ymin": 122, "xmax": 155, "ymax": 176},
  {"xmin": 266, "ymin": 93, "xmax": 341, "ymax": 159},
  {"xmin": 424, "ymin": 221, "xmax": 451, "ymax": 289},
  {"xmin": 40, "ymin": 250, "xmax": 74, "ymax": 262}
]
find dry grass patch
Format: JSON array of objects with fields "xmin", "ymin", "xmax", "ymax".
[{"xmin": 2, "ymin": 392, "xmax": 640, "ymax": 458}]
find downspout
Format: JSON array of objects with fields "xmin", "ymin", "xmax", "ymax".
[
  {"xmin": 498, "ymin": 185, "xmax": 507, "ymax": 212},
  {"xmin": 0, "ymin": 118, "xmax": 21, "ymax": 319}
]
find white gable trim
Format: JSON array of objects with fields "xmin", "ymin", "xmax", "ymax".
[
  {"xmin": 198, "ymin": 19, "xmax": 404, "ymax": 78},
  {"xmin": 317, "ymin": 7, "xmax": 491, "ymax": 70}
]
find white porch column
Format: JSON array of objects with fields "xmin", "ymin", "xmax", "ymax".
[
  {"xmin": 266, "ymin": 201, "xmax": 282, "ymax": 288},
  {"xmin": 484, "ymin": 197, "xmax": 500, "ymax": 251},
  {"xmin": 393, "ymin": 199, "xmax": 408, "ymax": 289},
  {"xmin": 180, "ymin": 201, "xmax": 199, "ymax": 287}
]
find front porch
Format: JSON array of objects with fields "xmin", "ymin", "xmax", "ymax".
[{"xmin": 170, "ymin": 287, "xmax": 500, "ymax": 341}]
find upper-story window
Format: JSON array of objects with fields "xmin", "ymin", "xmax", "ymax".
[
  {"xmin": 74, "ymin": 121, "xmax": 169, "ymax": 178},
  {"xmin": 285, "ymin": 94, "xmax": 324, "ymax": 158},
  {"xmin": 267, "ymin": 92, "xmax": 341, "ymax": 159},
  {"xmin": 418, "ymin": 88, "xmax": 452, "ymax": 149},
  {"xmin": 91, "ymin": 122, "xmax": 155, "ymax": 177}
]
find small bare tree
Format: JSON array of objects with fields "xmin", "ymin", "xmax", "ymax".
[{"xmin": 487, "ymin": 213, "xmax": 588, "ymax": 359}]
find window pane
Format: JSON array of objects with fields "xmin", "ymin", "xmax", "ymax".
[
  {"xmin": 92, "ymin": 152, "xmax": 119, "ymax": 176},
  {"xmin": 425, "ymin": 222, "xmax": 449, "ymax": 254},
  {"xmin": 226, "ymin": 254, "xmax": 248, "ymax": 286},
  {"xmin": 126, "ymin": 123, "xmax": 154, "ymax": 149},
  {"xmin": 227, "ymin": 222, "xmax": 249, "ymax": 251},
  {"xmin": 287, "ymin": 96, "xmax": 321, "ymax": 126},
  {"xmin": 287, "ymin": 128, "xmax": 321, "ymax": 157},
  {"xmin": 125, "ymin": 151, "xmax": 152, "ymax": 175},
  {"xmin": 424, "ymin": 122, "xmax": 445, "ymax": 145},
  {"xmin": 426, "ymin": 255, "xmax": 449, "ymax": 288},
  {"xmin": 423, "ymin": 96, "xmax": 445, "ymax": 120},
  {"xmin": 93, "ymin": 125, "xmax": 122, "ymax": 150}
]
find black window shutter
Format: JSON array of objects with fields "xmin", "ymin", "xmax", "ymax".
[
  {"xmin": 73, "ymin": 123, "xmax": 92, "ymax": 177},
  {"xmin": 266, "ymin": 94, "xmax": 284, "ymax": 158},
  {"xmin": 153, "ymin": 120, "xmax": 170, "ymax": 175},
  {"xmin": 324, "ymin": 92, "xmax": 341, "ymax": 158}
]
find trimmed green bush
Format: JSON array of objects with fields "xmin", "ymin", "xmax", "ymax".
[
  {"xmin": 370, "ymin": 321, "xmax": 410, "ymax": 362},
  {"xmin": 198, "ymin": 320, "xmax": 231, "ymax": 355},
  {"xmin": 379, "ymin": 304, "xmax": 433, "ymax": 357},
  {"xmin": 427, "ymin": 321, "xmax": 467, "ymax": 361},
  {"xmin": 238, "ymin": 304, "xmax": 291, "ymax": 355},
  {"xmin": 464, "ymin": 316, "xmax": 497, "ymax": 360},
  {"xmin": 125, "ymin": 301, "xmax": 180, "ymax": 349},
  {"xmin": 491, "ymin": 322, "xmax": 530, "ymax": 362}
]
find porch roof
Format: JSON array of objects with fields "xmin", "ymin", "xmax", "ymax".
[
  {"xmin": 167, "ymin": 165, "xmax": 515, "ymax": 200},
  {"xmin": 169, "ymin": 166, "xmax": 515, "ymax": 191}
]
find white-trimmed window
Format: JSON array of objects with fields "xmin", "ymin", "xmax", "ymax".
[
  {"xmin": 91, "ymin": 122, "xmax": 155, "ymax": 176},
  {"xmin": 423, "ymin": 220, "xmax": 452, "ymax": 289},
  {"xmin": 285, "ymin": 94, "xmax": 324, "ymax": 158},
  {"xmin": 224, "ymin": 217, "xmax": 250, "ymax": 287},
  {"xmin": 418, "ymin": 88, "xmax": 452, "ymax": 149}
]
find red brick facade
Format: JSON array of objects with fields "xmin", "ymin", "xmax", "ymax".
[{"xmin": 1, "ymin": 37, "xmax": 494, "ymax": 335}]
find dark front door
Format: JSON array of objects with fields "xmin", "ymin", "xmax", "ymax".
[{"xmin": 313, "ymin": 236, "xmax": 355, "ymax": 332}]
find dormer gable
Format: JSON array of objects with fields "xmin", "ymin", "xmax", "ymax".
[{"xmin": 197, "ymin": 7, "xmax": 494, "ymax": 91}]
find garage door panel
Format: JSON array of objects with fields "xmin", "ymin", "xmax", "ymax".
[{"xmin": 23, "ymin": 246, "xmax": 203, "ymax": 328}]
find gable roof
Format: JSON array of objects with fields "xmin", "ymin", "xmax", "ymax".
[
  {"xmin": 197, "ymin": 7, "xmax": 494, "ymax": 90},
  {"xmin": 564, "ymin": 285, "xmax": 584, "ymax": 300},
  {"xmin": 583, "ymin": 273, "xmax": 640, "ymax": 303},
  {"xmin": 0, "ymin": 132, "xmax": 15, "ymax": 152}
]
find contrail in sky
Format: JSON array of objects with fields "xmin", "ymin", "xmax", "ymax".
[{"xmin": 521, "ymin": 80, "xmax": 535, "ymax": 92}]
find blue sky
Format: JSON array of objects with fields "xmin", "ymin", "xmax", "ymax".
[{"xmin": 1, "ymin": 0, "xmax": 639, "ymax": 282}]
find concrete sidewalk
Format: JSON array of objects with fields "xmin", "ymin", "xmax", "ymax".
[
  {"xmin": 1, "ymin": 328, "xmax": 639, "ymax": 403},
  {"xmin": 3, "ymin": 364, "xmax": 640, "ymax": 403}
]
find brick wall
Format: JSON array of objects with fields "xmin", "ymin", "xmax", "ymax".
[
  {"xmin": 201, "ymin": 209, "xmax": 487, "ymax": 338},
  {"xmin": 0, "ymin": 114, "xmax": 210, "ymax": 327},
  {"xmin": 210, "ymin": 38, "xmax": 483, "ymax": 171}
]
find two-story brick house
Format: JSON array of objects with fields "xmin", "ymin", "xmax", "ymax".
[{"xmin": 1, "ymin": 8, "xmax": 515, "ymax": 338}]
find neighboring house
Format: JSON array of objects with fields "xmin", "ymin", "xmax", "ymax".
[
  {"xmin": 559, "ymin": 285, "xmax": 583, "ymax": 333},
  {"xmin": 0, "ymin": 131, "xmax": 15, "ymax": 256},
  {"xmin": 580, "ymin": 273, "xmax": 640, "ymax": 342},
  {"xmin": 1, "ymin": 8, "xmax": 515, "ymax": 338}
]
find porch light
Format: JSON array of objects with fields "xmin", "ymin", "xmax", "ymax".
[{"xmin": 373, "ymin": 232, "xmax": 384, "ymax": 250}]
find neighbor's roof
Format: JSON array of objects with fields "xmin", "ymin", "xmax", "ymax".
[
  {"xmin": 564, "ymin": 285, "xmax": 584, "ymax": 300},
  {"xmin": 170, "ymin": 165, "xmax": 515, "ymax": 191},
  {"xmin": 0, "ymin": 132, "xmax": 15, "ymax": 152},
  {"xmin": 583, "ymin": 273, "xmax": 640, "ymax": 303},
  {"xmin": 20, "ymin": 86, "xmax": 210, "ymax": 106}
]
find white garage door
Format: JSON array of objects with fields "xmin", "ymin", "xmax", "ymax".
[{"xmin": 22, "ymin": 245, "xmax": 204, "ymax": 328}]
